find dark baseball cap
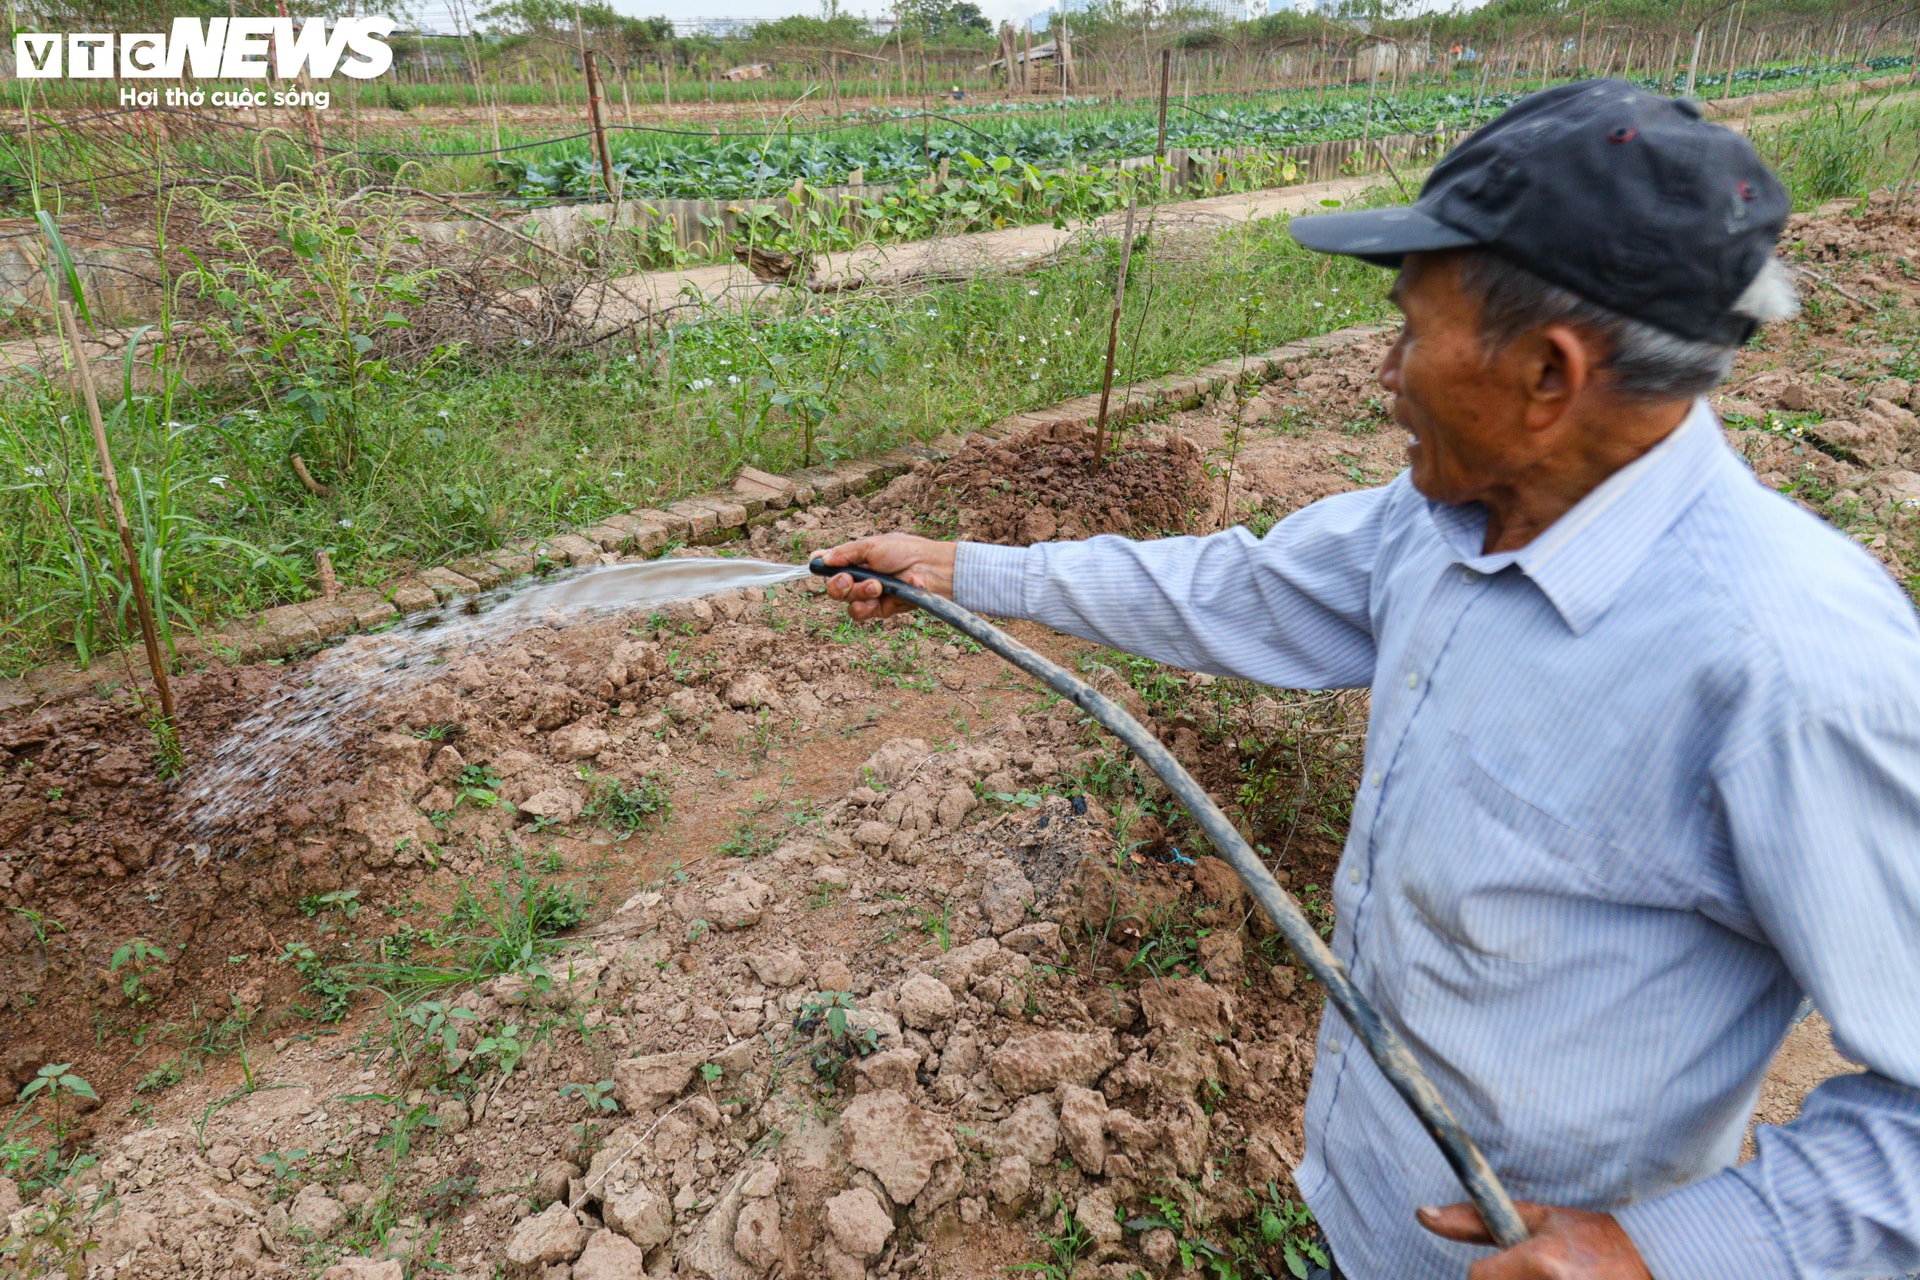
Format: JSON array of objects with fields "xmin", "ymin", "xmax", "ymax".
[{"xmin": 1290, "ymin": 79, "xmax": 1789, "ymax": 346}]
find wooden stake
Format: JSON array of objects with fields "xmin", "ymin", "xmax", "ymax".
[
  {"xmin": 1155, "ymin": 47, "xmax": 1171, "ymax": 162},
  {"xmin": 58, "ymin": 301, "xmax": 174, "ymax": 726},
  {"xmin": 1093, "ymin": 193, "xmax": 1138, "ymax": 469},
  {"xmin": 584, "ymin": 49, "xmax": 616, "ymax": 200}
]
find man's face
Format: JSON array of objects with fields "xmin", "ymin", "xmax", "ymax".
[{"xmin": 1377, "ymin": 252, "xmax": 1534, "ymax": 505}]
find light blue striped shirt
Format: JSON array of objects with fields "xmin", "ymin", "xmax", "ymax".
[{"xmin": 955, "ymin": 402, "xmax": 1920, "ymax": 1280}]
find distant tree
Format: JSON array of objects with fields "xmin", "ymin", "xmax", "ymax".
[{"xmin": 901, "ymin": 0, "xmax": 993, "ymax": 36}]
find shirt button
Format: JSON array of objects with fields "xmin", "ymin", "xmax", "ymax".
[
  {"xmin": 1326, "ymin": 1037, "xmax": 1343, "ymax": 1054},
  {"xmin": 1369, "ymin": 771, "xmax": 1383, "ymax": 788},
  {"xmin": 1461, "ymin": 567, "xmax": 1481, "ymax": 584},
  {"xmin": 1404, "ymin": 671, "xmax": 1420, "ymax": 689},
  {"xmin": 1347, "ymin": 866, "xmax": 1362, "ymax": 885}
]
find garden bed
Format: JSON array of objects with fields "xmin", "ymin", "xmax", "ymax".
[{"xmin": 0, "ymin": 193, "xmax": 1914, "ymax": 1279}]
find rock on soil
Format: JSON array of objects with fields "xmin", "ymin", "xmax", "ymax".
[
  {"xmin": 573, "ymin": 1227, "xmax": 651, "ymax": 1280},
  {"xmin": 825, "ymin": 1186, "xmax": 894, "ymax": 1259},
  {"xmin": 505, "ymin": 1201, "xmax": 590, "ymax": 1277},
  {"xmin": 612, "ymin": 1050, "xmax": 706, "ymax": 1113}
]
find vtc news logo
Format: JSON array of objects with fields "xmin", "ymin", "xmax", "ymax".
[{"xmin": 13, "ymin": 18, "xmax": 396, "ymax": 80}]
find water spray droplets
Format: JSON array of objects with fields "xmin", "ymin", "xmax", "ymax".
[{"xmin": 180, "ymin": 558, "xmax": 810, "ymax": 844}]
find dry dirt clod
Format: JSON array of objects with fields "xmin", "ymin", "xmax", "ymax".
[
  {"xmin": 505, "ymin": 1201, "xmax": 590, "ymax": 1278},
  {"xmin": 825, "ymin": 1186, "xmax": 894, "ymax": 1260},
  {"xmin": 985, "ymin": 1095, "xmax": 1060, "ymax": 1164},
  {"xmin": 573, "ymin": 1228, "xmax": 651, "ymax": 1280},
  {"xmin": 551, "ymin": 722, "xmax": 612, "ymax": 760},
  {"xmin": 897, "ymin": 973, "xmax": 957, "ymax": 1030},
  {"xmin": 841, "ymin": 1088, "xmax": 959, "ymax": 1206},
  {"xmin": 1057, "ymin": 1084, "xmax": 1110, "ymax": 1177},
  {"xmin": 602, "ymin": 1182, "xmax": 673, "ymax": 1248},
  {"xmin": 980, "ymin": 864, "xmax": 1036, "ymax": 935},
  {"xmin": 321, "ymin": 1260, "xmax": 405, "ymax": 1280},
  {"xmin": 746, "ymin": 950, "xmax": 806, "ymax": 987},
  {"xmin": 990, "ymin": 1030, "xmax": 1121, "ymax": 1097},
  {"xmin": 611, "ymin": 1051, "xmax": 706, "ymax": 1114},
  {"xmin": 731, "ymin": 1196, "xmax": 784, "ymax": 1271},
  {"xmin": 989, "ymin": 1153, "xmax": 1033, "ymax": 1214},
  {"xmin": 288, "ymin": 1183, "xmax": 349, "ymax": 1238}
]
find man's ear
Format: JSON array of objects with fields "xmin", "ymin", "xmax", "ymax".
[{"xmin": 1521, "ymin": 323, "xmax": 1594, "ymax": 429}]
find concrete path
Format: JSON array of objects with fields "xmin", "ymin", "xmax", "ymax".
[{"xmin": 553, "ymin": 170, "xmax": 1391, "ymax": 330}]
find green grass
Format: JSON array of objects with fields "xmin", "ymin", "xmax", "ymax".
[
  {"xmin": 1756, "ymin": 95, "xmax": 1920, "ymax": 208},
  {"xmin": 0, "ymin": 208, "xmax": 1392, "ymax": 673}
]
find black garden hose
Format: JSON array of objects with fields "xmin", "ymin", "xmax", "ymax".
[{"xmin": 810, "ymin": 557, "xmax": 1530, "ymax": 1250}]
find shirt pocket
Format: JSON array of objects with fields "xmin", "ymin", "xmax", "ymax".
[{"xmin": 1396, "ymin": 739, "xmax": 1625, "ymax": 969}]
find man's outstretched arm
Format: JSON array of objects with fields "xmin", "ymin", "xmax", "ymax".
[{"xmin": 820, "ymin": 478, "xmax": 1404, "ymax": 691}]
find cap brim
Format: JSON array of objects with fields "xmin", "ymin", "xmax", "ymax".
[{"xmin": 1289, "ymin": 206, "xmax": 1480, "ymax": 267}]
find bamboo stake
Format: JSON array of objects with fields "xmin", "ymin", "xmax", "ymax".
[
  {"xmin": 58, "ymin": 301, "xmax": 174, "ymax": 727},
  {"xmin": 1093, "ymin": 193, "xmax": 1139, "ymax": 469},
  {"xmin": 584, "ymin": 49, "xmax": 616, "ymax": 200},
  {"xmin": 1155, "ymin": 47, "xmax": 1171, "ymax": 162}
]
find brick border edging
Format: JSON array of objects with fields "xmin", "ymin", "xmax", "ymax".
[{"xmin": 0, "ymin": 322, "xmax": 1391, "ymax": 711}]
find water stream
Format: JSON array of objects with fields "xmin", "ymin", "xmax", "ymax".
[{"xmin": 181, "ymin": 557, "xmax": 811, "ymax": 842}]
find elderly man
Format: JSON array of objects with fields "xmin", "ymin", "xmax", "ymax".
[{"xmin": 821, "ymin": 81, "xmax": 1920, "ymax": 1279}]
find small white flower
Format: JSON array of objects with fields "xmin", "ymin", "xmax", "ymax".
[
  {"xmin": 610, "ymin": 471, "xmax": 625, "ymax": 478},
  {"xmin": 338, "ymin": 518, "xmax": 354, "ymax": 528},
  {"xmin": 26, "ymin": 464, "xmax": 47, "ymax": 478},
  {"xmin": 1027, "ymin": 289, "xmax": 1039, "ymax": 296},
  {"xmin": 926, "ymin": 309, "xmax": 938, "ymax": 317},
  {"xmin": 688, "ymin": 378, "xmax": 715, "ymax": 391},
  {"xmin": 437, "ymin": 409, "xmax": 451, "ymax": 419},
  {"xmin": 1017, "ymin": 335, "xmax": 1026, "ymax": 343},
  {"xmin": 1313, "ymin": 301, "xmax": 1324, "ymax": 308},
  {"xmin": 209, "ymin": 475, "xmax": 228, "ymax": 489}
]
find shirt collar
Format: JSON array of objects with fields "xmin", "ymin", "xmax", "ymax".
[{"xmin": 1425, "ymin": 399, "xmax": 1727, "ymax": 636}]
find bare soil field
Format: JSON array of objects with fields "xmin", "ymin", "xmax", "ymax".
[{"xmin": 0, "ymin": 195, "xmax": 1914, "ymax": 1279}]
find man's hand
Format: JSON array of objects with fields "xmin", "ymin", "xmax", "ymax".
[
  {"xmin": 817, "ymin": 534, "xmax": 957, "ymax": 623},
  {"xmin": 1417, "ymin": 1201, "xmax": 1652, "ymax": 1280}
]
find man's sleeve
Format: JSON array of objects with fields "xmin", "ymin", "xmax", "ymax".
[
  {"xmin": 952, "ymin": 479, "xmax": 1399, "ymax": 690},
  {"xmin": 1614, "ymin": 700, "xmax": 1920, "ymax": 1279}
]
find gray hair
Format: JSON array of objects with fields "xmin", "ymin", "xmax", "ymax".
[{"xmin": 1454, "ymin": 251, "xmax": 1800, "ymax": 401}]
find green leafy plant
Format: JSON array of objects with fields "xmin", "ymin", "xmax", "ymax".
[
  {"xmin": 581, "ymin": 770, "xmax": 671, "ymax": 835},
  {"xmin": 472, "ymin": 1022, "xmax": 526, "ymax": 1076},
  {"xmin": 794, "ymin": 991, "xmax": 884, "ymax": 1082},
  {"xmin": 108, "ymin": 937, "xmax": 169, "ymax": 1005},
  {"xmin": 14, "ymin": 1064, "xmax": 97, "ymax": 1151},
  {"xmin": 1010, "ymin": 1207, "xmax": 1094, "ymax": 1279},
  {"xmin": 276, "ymin": 941, "xmax": 358, "ymax": 1022},
  {"xmin": 560, "ymin": 1080, "xmax": 620, "ymax": 1113},
  {"xmin": 300, "ymin": 888, "xmax": 362, "ymax": 921}
]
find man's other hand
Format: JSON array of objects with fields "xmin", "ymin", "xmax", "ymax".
[
  {"xmin": 817, "ymin": 535, "xmax": 957, "ymax": 622},
  {"xmin": 1417, "ymin": 1201, "xmax": 1653, "ymax": 1280}
]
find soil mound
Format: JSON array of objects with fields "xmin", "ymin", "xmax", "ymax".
[{"xmin": 875, "ymin": 420, "xmax": 1210, "ymax": 545}]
